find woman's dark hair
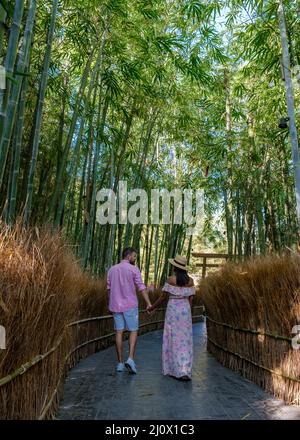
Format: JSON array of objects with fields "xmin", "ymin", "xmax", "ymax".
[{"xmin": 174, "ymin": 266, "xmax": 189, "ymax": 287}]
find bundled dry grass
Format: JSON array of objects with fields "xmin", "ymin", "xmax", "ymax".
[
  {"xmin": 200, "ymin": 253, "xmax": 300, "ymax": 404},
  {"xmin": 0, "ymin": 221, "xmax": 110, "ymax": 419},
  {"xmin": 0, "ymin": 221, "xmax": 202, "ymax": 419}
]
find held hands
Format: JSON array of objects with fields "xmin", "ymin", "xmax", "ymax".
[
  {"xmin": 146, "ymin": 303, "xmax": 154, "ymax": 315},
  {"xmin": 147, "ymin": 283, "xmax": 156, "ymax": 314}
]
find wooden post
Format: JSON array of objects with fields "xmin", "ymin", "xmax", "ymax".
[
  {"xmin": 192, "ymin": 252, "xmax": 231, "ymax": 278},
  {"xmin": 202, "ymin": 257, "xmax": 207, "ymax": 279}
]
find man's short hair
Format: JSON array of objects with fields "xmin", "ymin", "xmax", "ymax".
[{"xmin": 122, "ymin": 247, "xmax": 138, "ymax": 259}]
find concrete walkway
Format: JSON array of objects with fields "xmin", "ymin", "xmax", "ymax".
[{"xmin": 57, "ymin": 322, "xmax": 300, "ymax": 420}]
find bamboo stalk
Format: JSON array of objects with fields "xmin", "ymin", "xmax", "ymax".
[
  {"xmin": 47, "ymin": 48, "xmax": 96, "ymax": 221},
  {"xmin": 0, "ymin": 4, "xmax": 7, "ymax": 58},
  {"xmin": 0, "ymin": 0, "xmax": 25, "ymax": 139},
  {"xmin": 6, "ymin": 72, "xmax": 28, "ymax": 223},
  {"xmin": 0, "ymin": 0, "xmax": 36, "ymax": 188},
  {"xmin": 277, "ymin": 0, "xmax": 300, "ymax": 234},
  {"xmin": 54, "ymin": 42, "xmax": 105, "ymax": 227},
  {"xmin": 23, "ymin": 0, "xmax": 59, "ymax": 224}
]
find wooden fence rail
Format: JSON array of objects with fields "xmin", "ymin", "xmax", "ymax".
[
  {"xmin": 0, "ymin": 305, "xmax": 205, "ymax": 419},
  {"xmin": 205, "ymin": 314, "xmax": 300, "ymax": 404}
]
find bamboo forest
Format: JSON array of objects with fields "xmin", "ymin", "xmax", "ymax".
[{"xmin": 1, "ymin": 0, "xmax": 300, "ymax": 423}]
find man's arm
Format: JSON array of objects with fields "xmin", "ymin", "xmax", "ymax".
[
  {"xmin": 133, "ymin": 267, "xmax": 151, "ymax": 308},
  {"xmin": 107, "ymin": 289, "xmax": 110, "ymax": 312},
  {"xmin": 107, "ymin": 272, "xmax": 111, "ymax": 313},
  {"xmin": 140, "ymin": 288, "xmax": 151, "ymax": 309}
]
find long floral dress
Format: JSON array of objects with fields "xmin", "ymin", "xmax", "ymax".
[{"xmin": 161, "ymin": 282, "xmax": 196, "ymax": 379}]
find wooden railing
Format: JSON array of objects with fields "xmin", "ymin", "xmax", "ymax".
[
  {"xmin": 205, "ymin": 314, "xmax": 300, "ymax": 405},
  {"xmin": 0, "ymin": 305, "xmax": 205, "ymax": 420}
]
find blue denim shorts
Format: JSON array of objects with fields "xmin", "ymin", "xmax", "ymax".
[{"xmin": 113, "ymin": 306, "xmax": 139, "ymax": 332}]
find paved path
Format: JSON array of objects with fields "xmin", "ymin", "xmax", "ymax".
[{"xmin": 57, "ymin": 323, "xmax": 300, "ymax": 420}]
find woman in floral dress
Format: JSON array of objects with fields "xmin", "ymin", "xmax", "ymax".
[{"xmin": 148, "ymin": 255, "xmax": 195, "ymax": 381}]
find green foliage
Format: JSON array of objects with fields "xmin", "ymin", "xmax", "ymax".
[{"xmin": 0, "ymin": 0, "xmax": 299, "ymax": 271}]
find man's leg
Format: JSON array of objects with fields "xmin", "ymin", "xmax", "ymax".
[
  {"xmin": 115, "ymin": 330, "xmax": 124, "ymax": 363},
  {"xmin": 113, "ymin": 312, "xmax": 125, "ymax": 364},
  {"xmin": 124, "ymin": 307, "xmax": 139, "ymax": 373},
  {"xmin": 128, "ymin": 331, "xmax": 138, "ymax": 360}
]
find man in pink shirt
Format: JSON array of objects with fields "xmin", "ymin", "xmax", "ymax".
[{"xmin": 107, "ymin": 247, "xmax": 152, "ymax": 374}]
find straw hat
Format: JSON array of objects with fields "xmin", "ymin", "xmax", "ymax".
[{"xmin": 168, "ymin": 255, "xmax": 190, "ymax": 271}]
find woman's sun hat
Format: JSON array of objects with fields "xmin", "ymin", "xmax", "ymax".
[{"xmin": 168, "ymin": 255, "xmax": 190, "ymax": 271}]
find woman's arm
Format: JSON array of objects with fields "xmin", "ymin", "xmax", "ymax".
[
  {"xmin": 148, "ymin": 291, "xmax": 168, "ymax": 312},
  {"xmin": 188, "ymin": 276, "xmax": 195, "ymax": 308}
]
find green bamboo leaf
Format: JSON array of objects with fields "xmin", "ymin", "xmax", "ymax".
[
  {"xmin": 13, "ymin": 70, "xmax": 31, "ymax": 77},
  {"xmin": 5, "ymin": 72, "xmax": 18, "ymax": 85},
  {"xmin": 0, "ymin": 0, "xmax": 14, "ymax": 17}
]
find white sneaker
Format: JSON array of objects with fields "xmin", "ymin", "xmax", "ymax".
[
  {"xmin": 116, "ymin": 362, "xmax": 125, "ymax": 372},
  {"xmin": 125, "ymin": 357, "xmax": 137, "ymax": 374}
]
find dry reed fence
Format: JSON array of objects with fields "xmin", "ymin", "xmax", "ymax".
[
  {"xmin": 200, "ymin": 253, "xmax": 300, "ymax": 405},
  {"xmin": 0, "ymin": 222, "xmax": 203, "ymax": 419}
]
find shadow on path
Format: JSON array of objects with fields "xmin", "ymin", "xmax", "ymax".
[{"xmin": 57, "ymin": 323, "xmax": 300, "ymax": 420}]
